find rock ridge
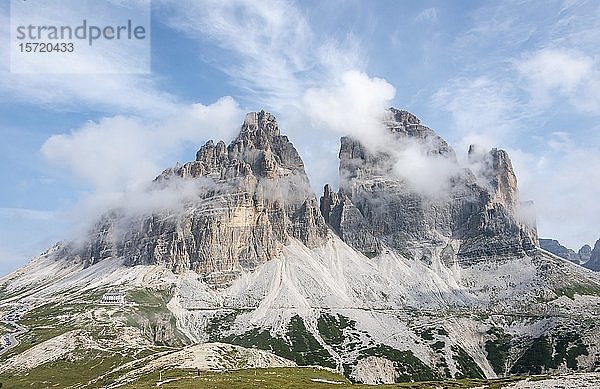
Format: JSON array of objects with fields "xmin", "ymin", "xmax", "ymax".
[
  {"xmin": 539, "ymin": 237, "xmax": 600, "ymax": 271},
  {"xmin": 59, "ymin": 110, "xmax": 327, "ymax": 282},
  {"xmin": 320, "ymin": 108, "xmax": 538, "ymax": 264}
]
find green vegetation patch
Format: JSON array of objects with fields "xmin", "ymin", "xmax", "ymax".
[
  {"xmin": 0, "ymin": 349, "xmax": 134, "ymax": 388},
  {"xmin": 450, "ymin": 345, "xmax": 484, "ymax": 379},
  {"xmin": 119, "ymin": 366, "xmax": 537, "ymax": 389},
  {"xmin": 510, "ymin": 332, "xmax": 589, "ymax": 375},
  {"xmin": 317, "ymin": 313, "xmax": 356, "ymax": 346},
  {"xmin": 510, "ymin": 336, "xmax": 552, "ymax": 375},
  {"xmin": 550, "ymin": 332, "xmax": 588, "ymax": 369},
  {"xmin": 420, "ymin": 328, "xmax": 435, "ymax": 341},
  {"xmin": 0, "ymin": 302, "xmax": 79, "ymax": 360},
  {"xmin": 554, "ymin": 283, "xmax": 600, "ymax": 300},
  {"xmin": 223, "ymin": 315, "xmax": 336, "ymax": 368},
  {"xmin": 125, "ymin": 288, "xmax": 188, "ymax": 347},
  {"xmin": 485, "ymin": 327, "xmax": 512, "ymax": 375},
  {"xmin": 207, "ymin": 309, "xmax": 240, "ymax": 340},
  {"xmin": 431, "ymin": 341, "xmax": 445, "ymax": 351}
]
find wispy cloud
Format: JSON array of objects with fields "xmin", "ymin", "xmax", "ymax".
[
  {"xmin": 0, "ymin": 208, "xmax": 55, "ymax": 221},
  {"xmin": 511, "ymin": 133, "xmax": 600, "ymax": 248},
  {"xmin": 158, "ymin": 0, "xmax": 362, "ymax": 108},
  {"xmin": 415, "ymin": 8, "xmax": 438, "ymax": 23},
  {"xmin": 432, "ymin": 76, "xmax": 519, "ymax": 151},
  {"xmin": 0, "ymin": 2, "xmax": 177, "ymax": 117}
]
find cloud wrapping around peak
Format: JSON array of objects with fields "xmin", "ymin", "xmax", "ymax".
[
  {"xmin": 41, "ymin": 97, "xmax": 244, "ymax": 193},
  {"xmin": 302, "ymin": 70, "xmax": 396, "ymax": 150},
  {"xmin": 391, "ymin": 138, "xmax": 461, "ymax": 200}
]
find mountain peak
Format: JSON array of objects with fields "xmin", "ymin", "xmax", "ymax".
[
  {"xmin": 239, "ymin": 110, "xmax": 280, "ymax": 140},
  {"xmin": 586, "ymin": 238, "xmax": 600, "ymax": 271},
  {"xmin": 323, "ymin": 108, "xmax": 537, "ymax": 260},
  {"xmin": 61, "ymin": 111, "xmax": 326, "ymax": 279},
  {"xmin": 384, "ymin": 107, "xmax": 455, "ymax": 157}
]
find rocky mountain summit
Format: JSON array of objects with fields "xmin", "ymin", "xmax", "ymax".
[
  {"xmin": 65, "ymin": 107, "xmax": 538, "ymax": 281},
  {"xmin": 320, "ymin": 108, "xmax": 537, "ymax": 263},
  {"xmin": 58, "ymin": 111, "xmax": 327, "ymax": 284},
  {"xmin": 2, "ymin": 109, "xmax": 600, "ymax": 387}
]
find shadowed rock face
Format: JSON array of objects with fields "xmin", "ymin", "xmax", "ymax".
[
  {"xmin": 536, "ymin": 238, "xmax": 600, "ymax": 270},
  {"xmin": 579, "ymin": 244, "xmax": 592, "ymax": 263},
  {"xmin": 61, "ymin": 111, "xmax": 327, "ymax": 282},
  {"xmin": 585, "ymin": 239, "xmax": 600, "ymax": 271},
  {"xmin": 539, "ymin": 239, "xmax": 580, "ymax": 263},
  {"xmin": 320, "ymin": 108, "xmax": 538, "ymax": 263}
]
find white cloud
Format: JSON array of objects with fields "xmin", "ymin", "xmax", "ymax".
[
  {"xmin": 302, "ymin": 70, "xmax": 395, "ymax": 149},
  {"xmin": 41, "ymin": 97, "xmax": 244, "ymax": 193},
  {"xmin": 518, "ymin": 48, "xmax": 600, "ymax": 113},
  {"xmin": 391, "ymin": 138, "xmax": 460, "ymax": 199},
  {"xmin": 157, "ymin": 0, "xmax": 364, "ymax": 108},
  {"xmin": 519, "ymin": 49, "xmax": 592, "ymax": 91},
  {"xmin": 159, "ymin": 0, "xmax": 313, "ymax": 106},
  {"xmin": 0, "ymin": 208, "xmax": 55, "ymax": 221}
]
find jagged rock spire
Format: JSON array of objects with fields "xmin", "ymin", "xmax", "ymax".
[
  {"xmin": 321, "ymin": 107, "xmax": 538, "ymax": 262},
  {"xmin": 64, "ymin": 111, "xmax": 327, "ymax": 282}
]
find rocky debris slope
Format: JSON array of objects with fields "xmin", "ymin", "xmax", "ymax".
[
  {"xmin": 55, "ymin": 111, "xmax": 327, "ymax": 283},
  {"xmin": 320, "ymin": 108, "xmax": 538, "ymax": 263},
  {"xmin": 504, "ymin": 373, "xmax": 600, "ymax": 388}
]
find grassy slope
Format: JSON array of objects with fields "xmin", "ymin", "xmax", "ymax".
[
  {"xmin": 0, "ymin": 287, "xmax": 186, "ymax": 388},
  {"xmin": 120, "ymin": 367, "xmax": 535, "ymax": 389}
]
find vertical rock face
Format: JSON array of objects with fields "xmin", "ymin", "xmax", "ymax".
[
  {"xmin": 64, "ymin": 111, "xmax": 328, "ymax": 283},
  {"xmin": 320, "ymin": 184, "xmax": 380, "ymax": 255},
  {"xmin": 584, "ymin": 239, "xmax": 600, "ymax": 271},
  {"xmin": 320, "ymin": 108, "xmax": 538, "ymax": 263},
  {"xmin": 579, "ymin": 244, "xmax": 592, "ymax": 263},
  {"xmin": 469, "ymin": 146, "xmax": 518, "ymax": 210}
]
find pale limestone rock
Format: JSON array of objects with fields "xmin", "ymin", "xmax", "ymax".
[{"xmin": 61, "ymin": 111, "xmax": 327, "ymax": 285}]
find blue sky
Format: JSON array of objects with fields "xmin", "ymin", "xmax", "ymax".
[{"xmin": 1, "ymin": 0, "xmax": 599, "ymax": 274}]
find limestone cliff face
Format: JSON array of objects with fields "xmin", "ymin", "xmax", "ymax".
[
  {"xmin": 63, "ymin": 111, "xmax": 327, "ymax": 282},
  {"xmin": 320, "ymin": 108, "xmax": 538, "ymax": 263}
]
